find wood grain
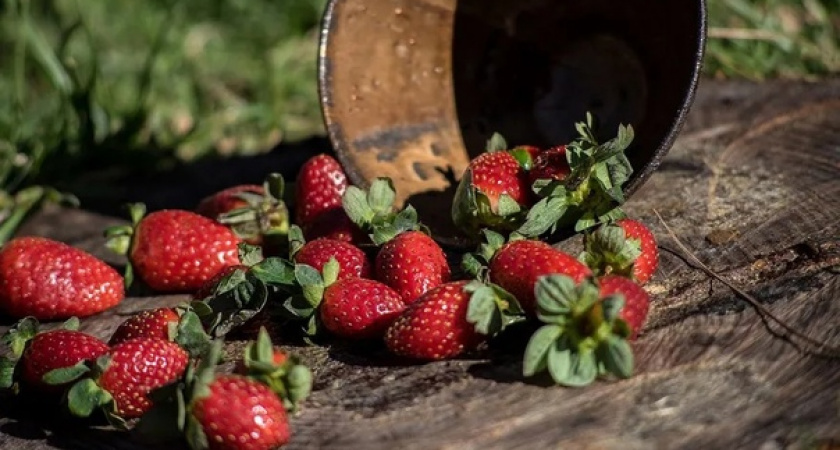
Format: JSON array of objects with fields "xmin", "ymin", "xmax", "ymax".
[{"xmin": 2, "ymin": 79, "xmax": 840, "ymax": 449}]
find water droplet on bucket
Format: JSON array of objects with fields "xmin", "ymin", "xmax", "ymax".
[{"xmin": 394, "ymin": 42, "xmax": 409, "ymax": 58}]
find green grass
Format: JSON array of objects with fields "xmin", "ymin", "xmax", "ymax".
[{"xmin": 0, "ymin": 0, "xmax": 837, "ymax": 242}]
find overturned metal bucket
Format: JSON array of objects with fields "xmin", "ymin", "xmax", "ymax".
[{"xmin": 318, "ymin": 0, "xmax": 707, "ymax": 245}]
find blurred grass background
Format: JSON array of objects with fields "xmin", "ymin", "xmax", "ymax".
[{"xmin": 0, "ymin": 0, "xmax": 837, "ymax": 240}]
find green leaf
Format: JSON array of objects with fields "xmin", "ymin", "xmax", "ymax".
[
  {"xmin": 126, "ymin": 203, "xmax": 147, "ymax": 226},
  {"xmin": 251, "ymin": 257, "xmax": 296, "ymax": 286},
  {"xmin": 173, "ymin": 311, "xmax": 212, "ymax": 359},
  {"xmin": 42, "ymin": 361, "xmax": 90, "ymax": 385},
  {"xmin": 62, "ymin": 316, "xmax": 80, "ymax": 331},
  {"xmin": 185, "ymin": 414, "xmax": 210, "ymax": 450},
  {"xmin": 485, "ymin": 132, "xmax": 508, "ymax": 152},
  {"xmin": 237, "ymin": 242, "xmax": 264, "ymax": 267},
  {"xmin": 3, "ymin": 317, "xmax": 39, "ymax": 358},
  {"xmin": 516, "ymin": 197, "xmax": 568, "ymax": 238},
  {"xmin": 461, "ymin": 253, "xmax": 485, "ymax": 279},
  {"xmin": 288, "ymin": 225, "xmax": 306, "ymax": 257},
  {"xmin": 281, "ymin": 295, "xmax": 318, "ymax": 320},
  {"xmin": 523, "ymin": 324, "xmax": 563, "ymax": 377},
  {"xmin": 466, "ymin": 287, "xmax": 497, "ymax": 335},
  {"xmin": 367, "ymin": 178, "xmax": 396, "ymax": 216},
  {"xmin": 600, "ymin": 295, "xmax": 625, "ymax": 324},
  {"xmin": 0, "ymin": 356, "xmax": 16, "ymax": 389},
  {"xmin": 264, "ymin": 172, "xmax": 286, "ymax": 200},
  {"xmin": 67, "ymin": 378, "xmax": 112, "ymax": 418},
  {"xmin": 534, "ymin": 274, "xmax": 578, "ymax": 319},
  {"xmin": 391, "ymin": 204, "xmax": 420, "ymax": 235},
  {"xmin": 342, "ymin": 185, "xmax": 375, "ymax": 226},
  {"xmin": 546, "ymin": 335, "xmax": 573, "ymax": 385},
  {"xmin": 560, "ymin": 349, "xmax": 599, "ymax": 387},
  {"xmin": 597, "ymin": 335, "xmax": 634, "ymax": 379},
  {"xmin": 321, "ymin": 257, "xmax": 340, "ymax": 287},
  {"xmin": 286, "ymin": 365, "xmax": 313, "ymax": 411},
  {"xmin": 201, "ymin": 275, "xmax": 270, "ymax": 337},
  {"xmin": 496, "ymin": 194, "xmax": 521, "ymax": 217}
]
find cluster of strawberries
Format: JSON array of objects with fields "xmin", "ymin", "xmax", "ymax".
[{"xmin": 0, "ymin": 113, "xmax": 658, "ymax": 449}]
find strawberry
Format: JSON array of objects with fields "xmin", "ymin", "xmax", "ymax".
[
  {"xmin": 463, "ymin": 232, "xmax": 591, "ymax": 315},
  {"xmin": 291, "ymin": 228, "xmax": 371, "ymax": 281},
  {"xmin": 374, "ymin": 230, "xmax": 450, "ymax": 303},
  {"xmin": 0, "ymin": 317, "xmax": 109, "ymax": 393},
  {"xmin": 61, "ymin": 337, "xmax": 189, "ymax": 421},
  {"xmin": 385, "ymin": 281, "xmax": 488, "ymax": 361},
  {"xmin": 192, "ymin": 375, "xmax": 291, "ymax": 450},
  {"xmin": 295, "ymin": 154, "xmax": 363, "ymax": 242},
  {"xmin": 580, "ymin": 218, "xmax": 659, "ymax": 284},
  {"xmin": 0, "ymin": 237, "xmax": 124, "ymax": 319},
  {"xmin": 319, "ymin": 277, "xmax": 406, "ymax": 339},
  {"xmin": 196, "ymin": 184, "xmax": 265, "ymax": 222},
  {"xmin": 597, "ymin": 275, "xmax": 650, "ymax": 339},
  {"xmin": 342, "ymin": 178, "xmax": 450, "ymax": 303},
  {"xmin": 109, "ymin": 308, "xmax": 180, "ymax": 346},
  {"xmin": 451, "ymin": 133, "xmax": 534, "ymax": 238},
  {"xmin": 516, "ymin": 113, "xmax": 635, "ymax": 239},
  {"xmin": 135, "ymin": 341, "xmax": 295, "ymax": 450},
  {"xmin": 99, "ymin": 338, "xmax": 189, "ymax": 418},
  {"xmin": 233, "ymin": 327, "xmax": 312, "ymax": 412},
  {"xmin": 196, "ymin": 174, "xmax": 291, "ymax": 256},
  {"xmin": 522, "ymin": 274, "xmax": 649, "ymax": 387},
  {"xmin": 105, "ymin": 204, "xmax": 241, "ymax": 293},
  {"xmin": 528, "ymin": 145, "xmax": 570, "ymax": 184}
]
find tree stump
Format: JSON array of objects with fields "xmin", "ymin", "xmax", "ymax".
[{"xmin": 2, "ymin": 79, "xmax": 840, "ymax": 449}]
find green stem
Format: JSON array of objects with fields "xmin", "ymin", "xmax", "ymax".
[{"xmin": 13, "ymin": 0, "xmax": 29, "ymax": 121}]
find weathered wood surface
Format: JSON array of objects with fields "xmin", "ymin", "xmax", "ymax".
[{"xmin": 3, "ymin": 78, "xmax": 840, "ymax": 449}]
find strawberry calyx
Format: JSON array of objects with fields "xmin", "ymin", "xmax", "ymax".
[
  {"xmin": 523, "ymin": 274, "xmax": 634, "ymax": 387},
  {"xmin": 342, "ymin": 177, "xmax": 427, "ymax": 246},
  {"xmin": 216, "ymin": 173, "xmax": 291, "ymax": 255},
  {"xmin": 103, "ymin": 202, "xmax": 147, "ymax": 288},
  {"xmin": 578, "ymin": 223, "xmax": 642, "ymax": 280},
  {"xmin": 460, "ymin": 229, "xmax": 527, "ymax": 280},
  {"xmin": 236, "ymin": 327, "xmax": 312, "ymax": 412},
  {"xmin": 464, "ymin": 280, "xmax": 526, "ymax": 337},
  {"xmin": 60, "ymin": 353, "xmax": 126, "ymax": 428},
  {"xmin": 451, "ymin": 133, "xmax": 532, "ymax": 240},
  {"xmin": 515, "ymin": 113, "xmax": 635, "ymax": 239}
]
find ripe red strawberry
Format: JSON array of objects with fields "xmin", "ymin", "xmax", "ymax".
[
  {"xmin": 191, "ymin": 375, "xmax": 290, "ymax": 450},
  {"xmin": 616, "ymin": 219, "xmax": 659, "ymax": 283},
  {"xmin": 295, "ymin": 154, "xmax": 364, "ymax": 242},
  {"xmin": 0, "ymin": 237, "xmax": 124, "ymax": 320},
  {"xmin": 96, "ymin": 338, "xmax": 189, "ymax": 418},
  {"xmin": 522, "ymin": 274, "xmax": 646, "ymax": 387},
  {"xmin": 580, "ymin": 218, "xmax": 659, "ymax": 285},
  {"xmin": 375, "ymin": 230, "xmax": 450, "ymax": 303},
  {"xmin": 19, "ymin": 329, "xmax": 109, "ymax": 392},
  {"xmin": 106, "ymin": 204, "xmax": 241, "ymax": 293},
  {"xmin": 196, "ymin": 184, "xmax": 264, "ymax": 221},
  {"xmin": 196, "ymin": 174, "xmax": 291, "ymax": 256},
  {"xmin": 294, "ymin": 238, "xmax": 371, "ymax": 280},
  {"xmin": 320, "ymin": 277, "xmax": 406, "ymax": 339},
  {"xmin": 385, "ymin": 281, "xmax": 485, "ymax": 361},
  {"xmin": 487, "ymin": 239, "xmax": 591, "ymax": 314},
  {"xmin": 451, "ymin": 135, "xmax": 535, "ymax": 238},
  {"xmin": 597, "ymin": 275, "xmax": 650, "ymax": 339},
  {"xmin": 528, "ymin": 145, "xmax": 570, "ymax": 185},
  {"xmin": 109, "ymin": 308, "xmax": 180, "ymax": 346}
]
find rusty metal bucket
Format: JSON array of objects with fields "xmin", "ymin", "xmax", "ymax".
[{"xmin": 317, "ymin": 0, "xmax": 707, "ymax": 245}]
